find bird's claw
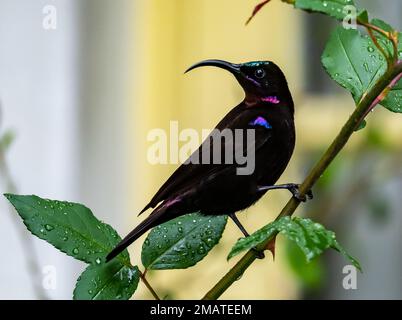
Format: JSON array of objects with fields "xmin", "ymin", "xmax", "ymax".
[
  {"xmin": 236, "ymin": 238, "xmax": 265, "ymax": 259},
  {"xmin": 252, "ymin": 248, "xmax": 265, "ymax": 259},
  {"xmin": 289, "ymin": 184, "xmax": 313, "ymax": 202}
]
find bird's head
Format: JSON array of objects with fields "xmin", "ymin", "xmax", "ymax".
[{"xmin": 185, "ymin": 59, "xmax": 292, "ymax": 107}]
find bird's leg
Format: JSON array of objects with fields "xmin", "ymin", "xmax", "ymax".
[
  {"xmin": 258, "ymin": 183, "xmax": 313, "ymax": 202},
  {"xmin": 229, "ymin": 213, "xmax": 250, "ymax": 237},
  {"xmin": 229, "ymin": 213, "xmax": 265, "ymax": 259}
]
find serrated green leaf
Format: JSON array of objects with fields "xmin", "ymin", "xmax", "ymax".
[
  {"xmin": 331, "ymin": 240, "xmax": 361, "ymax": 272},
  {"xmin": 228, "ymin": 216, "xmax": 361, "ymax": 271},
  {"xmin": 73, "ymin": 261, "xmax": 140, "ymax": 300},
  {"xmin": 227, "ymin": 220, "xmax": 278, "ymax": 260},
  {"xmin": 371, "ymin": 19, "xmax": 393, "ymax": 32},
  {"xmin": 295, "ymin": 0, "xmax": 356, "ymax": 20},
  {"xmin": 322, "ymin": 26, "xmax": 387, "ymax": 103},
  {"xmin": 322, "ymin": 24, "xmax": 402, "ymax": 114},
  {"xmin": 142, "ymin": 213, "xmax": 227, "ymax": 270},
  {"xmin": 4, "ymin": 194, "xmax": 129, "ymax": 264}
]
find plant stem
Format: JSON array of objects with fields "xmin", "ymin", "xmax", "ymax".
[
  {"xmin": 139, "ymin": 270, "xmax": 160, "ymax": 300},
  {"xmin": 202, "ymin": 61, "xmax": 402, "ymax": 300},
  {"xmin": 359, "ymin": 21, "xmax": 390, "ymax": 39}
]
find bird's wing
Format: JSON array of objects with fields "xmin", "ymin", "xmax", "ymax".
[{"xmin": 140, "ymin": 104, "xmax": 273, "ymax": 214}]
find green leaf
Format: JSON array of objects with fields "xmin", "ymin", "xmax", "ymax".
[
  {"xmin": 370, "ymin": 19, "xmax": 397, "ymax": 58},
  {"xmin": 73, "ymin": 260, "xmax": 140, "ymax": 300},
  {"xmin": 356, "ymin": 10, "xmax": 368, "ymax": 24},
  {"xmin": 322, "ymin": 26, "xmax": 387, "ymax": 103},
  {"xmin": 381, "ymin": 80, "xmax": 402, "ymax": 113},
  {"xmin": 295, "ymin": 0, "xmax": 356, "ymax": 20},
  {"xmin": 4, "ymin": 194, "xmax": 129, "ymax": 264},
  {"xmin": 142, "ymin": 213, "xmax": 227, "ymax": 270},
  {"xmin": 227, "ymin": 220, "xmax": 278, "ymax": 260},
  {"xmin": 228, "ymin": 216, "xmax": 361, "ymax": 271},
  {"xmin": 369, "ymin": 19, "xmax": 402, "ymax": 113},
  {"xmin": 371, "ymin": 19, "xmax": 393, "ymax": 32}
]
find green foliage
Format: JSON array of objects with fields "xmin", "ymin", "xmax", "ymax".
[
  {"xmin": 5, "ymin": 0, "xmax": 402, "ymax": 300},
  {"xmin": 369, "ymin": 19, "xmax": 402, "ymax": 113},
  {"xmin": 295, "ymin": 0, "xmax": 355, "ymax": 20},
  {"xmin": 322, "ymin": 27, "xmax": 386, "ymax": 104},
  {"xmin": 322, "ymin": 26, "xmax": 402, "ymax": 113},
  {"xmin": 248, "ymin": 0, "xmax": 356, "ymax": 25},
  {"xmin": 142, "ymin": 213, "xmax": 227, "ymax": 270},
  {"xmin": 228, "ymin": 216, "xmax": 361, "ymax": 271},
  {"xmin": 5, "ymin": 194, "xmax": 128, "ymax": 264},
  {"xmin": 5, "ymin": 194, "xmax": 228, "ymax": 299},
  {"xmin": 73, "ymin": 261, "xmax": 140, "ymax": 300},
  {"xmin": 382, "ymin": 78, "xmax": 402, "ymax": 113},
  {"xmin": 5, "ymin": 194, "xmax": 139, "ymax": 300}
]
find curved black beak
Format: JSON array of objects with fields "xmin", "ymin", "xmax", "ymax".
[{"xmin": 185, "ymin": 59, "xmax": 241, "ymax": 75}]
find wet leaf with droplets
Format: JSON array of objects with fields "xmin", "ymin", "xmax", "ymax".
[
  {"xmin": 322, "ymin": 27, "xmax": 387, "ymax": 105},
  {"xmin": 322, "ymin": 24, "xmax": 402, "ymax": 114},
  {"xmin": 73, "ymin": 260, "xmax": 140, "ymax": 300},
  {"xmin": 368, "ymin": 19, "xmax": 402, "ymax": 113},
  {"xmin": 381, "ymin": 80, "xmax": 402, "ymax": 113},
  {"xmin": 228, "ymin": 216, "xmax": 361, "ymax": 271},
  {"xmin": 142, "ymin": 213, "xmax": 227, "ymax": 270},
  {"xmin": 4, "ymin": 194, "xmax": 129, "ymax": 264},
  {"xmin": 247, "ymin": 0, "xmax": 356, "ymax": 22},
  {"xmin": 295, "ymin": 0, "xmax": 356, "ymax": 21}
]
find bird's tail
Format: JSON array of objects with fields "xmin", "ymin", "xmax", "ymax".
[{"xmin": 105, "ymin": 201, "xmax": 180, "ymax": 262}]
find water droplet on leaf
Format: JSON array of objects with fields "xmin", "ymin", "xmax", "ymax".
[{"xmin": 363, "ymin": 62, "xmax": 369, "ymax": 72}]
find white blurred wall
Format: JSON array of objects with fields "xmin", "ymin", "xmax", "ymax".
[{"xmin": 0, "ymin": 0, "xmax": 133, "ymax": 299}]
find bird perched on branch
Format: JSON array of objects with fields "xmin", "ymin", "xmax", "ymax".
[{"xmin": 107, "ymin": 59, "xmax": 311, "ymax": 262}]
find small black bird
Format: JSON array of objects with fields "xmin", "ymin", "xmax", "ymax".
[{"xmin": 106, "ymin": 59, "xmax": 309, "ymax": 262}]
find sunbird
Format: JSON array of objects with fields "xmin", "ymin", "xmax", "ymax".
[{"xmin": 106, "ymin": 59, "xmax": 311, "ymax": 262}]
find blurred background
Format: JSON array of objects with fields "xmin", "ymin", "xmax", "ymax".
[{"xmin": 0, "ymin": 0, "xmax": 401, "ymax": 299}]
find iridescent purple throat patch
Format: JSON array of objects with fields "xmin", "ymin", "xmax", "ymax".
[{"xmin": 261, "ymin": 96, "xmax": 280, "ymax": 104}]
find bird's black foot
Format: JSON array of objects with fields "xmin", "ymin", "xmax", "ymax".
[
  {"xmin": 288, "ymin": 183, "xmax": 314, "ymax": 202},
  {"xmin": 287, "ymin": 184, "xmax": 313, "ymax": 202},
  {"xmin": 257, "ymin": 183, "xmax": 313, "ymax": 202},
  {"xmin": 252, "ymin": 248, "xmax": 265, "ymax": 259}
]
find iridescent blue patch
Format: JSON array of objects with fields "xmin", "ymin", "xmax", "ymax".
[{"xmin": 249, "ymin": 116, "xmax": 272, "ymax": 129}]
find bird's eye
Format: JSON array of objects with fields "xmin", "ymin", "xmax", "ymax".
[{"xmin": 254, "ymin": 68, "xmax": 265, "ymax": 79}]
